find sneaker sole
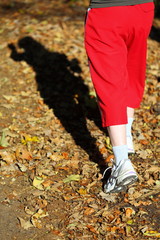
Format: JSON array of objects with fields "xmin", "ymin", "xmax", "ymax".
[
  {"xmin": 118, "ymin": 174, "xmax": 138, "ymax": 188},
  {"xmin": 109, "ymin": 185, "xmax": 127, "ymax": 193},
  {"xmin": 107, "ymin": 175, "xmax": 137, "ymax": 194}
]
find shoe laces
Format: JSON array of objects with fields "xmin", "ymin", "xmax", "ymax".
[{"xmin": 102, "ymin": 158, "xmax": 115, "ymax": 179}]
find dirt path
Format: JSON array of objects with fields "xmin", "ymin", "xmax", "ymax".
[{"xmin": 0, "ymin": 1, "xmax": 160, "ymax": 239}]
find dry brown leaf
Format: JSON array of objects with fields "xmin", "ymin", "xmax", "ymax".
[
  {"xmin": 139, "ymin": 139, "xmax": 149, "ymax": 145},
  {"xmin": 146, "ymin": 165, "xmax": 160, "ymax": 173},
  {"xmin": 125, "ymin": 207, "xmax": 136, "ymax": 218},
  {"xmin": 15, "ymin": 147, "xmax": 32, "ymax": 161},
  {"xmin": 84, "ymin": 207, "xmax": 95, "ymax": 216},
  {"xmin": 86, "ymin": 225, "xmax": 99, "ymax": 234},
  {"xmin": 31, "ymin": 217, "xmax": 43, "ymax": 229},
  {"xmin": 147, "ymin": 177, "xmax": 155, "ymax": 186},
  {"xmin": 0, "ymin": 151, "xmax": 16, "ymax": 164},
  {"xmin": 110, "ymin": 226, "xmax": 119, "ymax": 233},
  {"xmin": 42, "ymin": 179, "xmax": 54, "ymax": 188},
  {"xmin": 24, "ymin": 207, "xmax": 35, "ymax": 216},
  {"xmin": 104, "ymin": 154, "xmax": 114, "ymax": 163},
  {"xmin": 18, "ymin": 217, "xmax": 33, "ymax": 230},
  {"xmin": 36, "ymin": 199, "xmax": 48, "ymax": 209},
  {"xmin": 99, "ymin": 191, "xmax": 117, "ymax": 202}
]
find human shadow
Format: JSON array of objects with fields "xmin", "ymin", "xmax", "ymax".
[
  {"xmin": 8, "ymin": 36, "xmax": 107, "ymax": 172},
  {"xmin": 149, "ymin": 25, "xmax": 160, "ymax": 42}
]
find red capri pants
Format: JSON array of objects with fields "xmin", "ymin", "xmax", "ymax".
[{"xmin": 85, "ymin": 2, "xmax": 154, "ymax": 127}]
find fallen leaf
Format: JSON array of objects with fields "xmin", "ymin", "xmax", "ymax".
[
  {"xmin": 0, "ymin": 151, "xmax": 16, "ymax": 163},
  {"xmin": 125, "ymin": 207, "xmax": 135, "ymax": 218},
  {"xmin": 42, "ymin": 179, "xmax": 54, "ymax": 188},
  {"xmin": 110, "ymin": 226, "xmax": 119, "ymax": 233},
  {"xmin": 105, "ymin": 137, "xmax": 112, "ymax": 150},
  {"xmin": 139, "ymin": 139, "xmax": 149, "ymax": 145},
  {"xmin": 78, "ymin": 188, "xmax": 87, "ymax": 195},
  {"xmin": 147, "ymin": 165, "xmax": 160, "ymax": 173},
  {"xmin": 33, "ymin": 176, "xmax": 44, "ymax": 190},
  {"xmin": 104, "ymin": 154, "xmax": 114, "ymax": 163},
  {"xmin": 143, "ymin": 230, "xmax": 160, "ymax": 237},
  {"xmin": 126, "ymin": 225, "xmax": 132, "ymax": 236},
  {"xmin": 24, "ymin": 207, "xmax": 35, "ymax": 215},
  {"xmin": 84, "ymin": 207, "xmax": 95, "ymax": 216},
  {"xmin": 67, "ymin": 223, "xmax": 78, "ymax": 229},
  {"xmin": 63, "ymin": 174, "xmax": 81, "ymax": 183},
  {"xmin": 0, "ymin": 129, "xmax": 9, "ymax": 147},
  {"xmin": 3, "ymin": 95, "xmax": 17, "ymax": 102},
  {"xmin": 21, "ymin": 135, "xmax": 39, "ymax": 145},
  {"xmin": 147, "ymin": 177, "xmax": 155, "ymax": 186},
  {"xmin": 16, "ymin": 163, "xmax": 27, "ymax": 172},
  {"xmin": 86, "ymin": 225, "xmax": 99, "ymax": 234},
  {"xmin": 18, "ymin": 217, "xmax": 33, "ymax": 230},
  {"xmin": 99, "ymin": 191, "xmax": 117, "ymax": 202},
  {"xmin": 32, "ymin": 208, "xmax": 49, "ymax": 219},
  {"xmin": 15, "ymin": 147, "xmax": 32, "ymax": 161},
  {"xmin": 31, "ymin": 217, "xmax": 42, "ymax": 229}
]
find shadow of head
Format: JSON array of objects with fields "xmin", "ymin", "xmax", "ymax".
[
  {"xmin": 18, "ymin": 36, "xmax": 44, "ymax": 51},
  {"xmin": 8, "ymin": 36, "xmax": 82, "ymax": 74}
]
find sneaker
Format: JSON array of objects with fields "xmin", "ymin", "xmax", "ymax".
[
  {"xmin": 104, "ymin": 159, "xmax": 138, "ymax": 193},
  {"xmin": 127, "ymin": 136, "xmax": 135, "ymax": 154}
]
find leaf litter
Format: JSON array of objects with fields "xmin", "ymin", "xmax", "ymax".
[{"xmin": 0, "ymin": 0, "xmax": 159, "ymax": 239}]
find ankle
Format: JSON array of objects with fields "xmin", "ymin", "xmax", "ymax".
[{"xmin": 113, "ymin": 145, "xmax": 128, "ymax": 166}]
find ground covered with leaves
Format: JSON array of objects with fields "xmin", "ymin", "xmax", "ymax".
[{"xmin": 0, "ymin": 1, "xmax": 160, "ymax": 239}]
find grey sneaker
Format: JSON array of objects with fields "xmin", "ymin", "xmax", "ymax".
[{"xmin": 104, "ymin": 159, "xmax": 138, "ymax": 193}]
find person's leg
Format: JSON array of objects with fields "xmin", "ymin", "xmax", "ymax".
[
  {"xmin": 107, "ymin": 124, "xmax": 128, "ymax": 166},
  {"xmin": 107, "ymin": 124, "xmax": 126, "ymax": 146},
  {"xmin": 127, "ymin": 107, "xmax": 135, "ymax": 153},
  {"xmin": 85, "ymin": 7, "xmax": 130, "ymax": 167},
  {"xmin": 85, "ymin": 7, "xmax": 135, "ymax": 170},
  {"xmin": 125, "ymin": 3, "xmax": 154, "ymax": 154},
  {"xmin": 105, "ymin": 123, "xmax": 137, "ymax": 194},
  {"xmin": 127, "ymin": 107, "xmax": 134, "ymax": 119},
  {"xmin": 107, "ymin": 108, "xmax": 134, "ymax": 146},
  {"xmin": 85, "ymin": 7, "xmax": 129, "ymax": 127},
  {"xmin": 126, "ymin": 3, "xmax": 154, "ymax": 108}
]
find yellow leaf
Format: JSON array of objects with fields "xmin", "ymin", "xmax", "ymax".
[
  {"xmin": 63, "ymin": 174, "xmax": 81, "ymax": 183},
  {"xmin": 33, "ymin": 176, "xmax": 44, "ymax": 190},
  {"xmin": 21, "ymin": 135, "xmax": 39, "ymax": 145},
  {"xmin": 32, "ymin": 209, "xmax": 49, "ymax": 219},
  {"xmin": 31, "ymin": 217, "xmax": 42, "ymax": 229},
  {"xmin": 105, "ymin": 137, "xmax": 112, "ymax": 150},
  {"xmin": 143, "ymin": 230, "xmax": 160, "ymax": 237},
  {"xmin": 78, "ymin": 188, "xmax": 87, "ymax": 195},
  {"xmin": 127, "ymin": 220, "xmax": 133, "ymax": 225}
]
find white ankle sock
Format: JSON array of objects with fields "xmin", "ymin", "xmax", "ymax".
[
  {"xmin": 113, "ymin": 145, "xmax": 128, "ymax": 166},
  {"xmin": 126, "ymin": 118, "xmax": 134, "ymax": 138}
]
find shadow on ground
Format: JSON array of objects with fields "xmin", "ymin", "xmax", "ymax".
[
  {"xmin": 8, "ymin": 36, "xmax": 107, "ymax": 172},
  {"xmin": 149, "ymin": 25, "xmax": 160, "ymax": 42}
]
